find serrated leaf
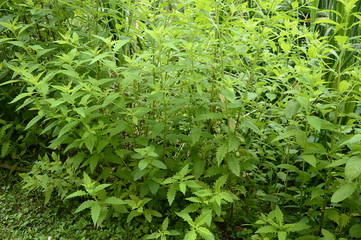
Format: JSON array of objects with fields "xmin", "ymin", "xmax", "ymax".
[
  {"xmin": 84, "ymin": 133, "xmax": 97, "ymax": 153},
  {"xmin": 139, "ymin": 159, "xmax": 150, "ymax": 170},
  {"xmin": 91, "ymin": 202, "xmax": 101, "ymax": 225},
  {"xmin": 83, "ymin": 172, "xmax": 92, "ymax": 187},
  {"xmin": 226, "ymin": 155, "xmax": 240, "ymax": 177},
  {"xmin": 104, "ymin": 197, "xmax": 125, "ymax": 205},
  {"xmin": 75, "ymin": 200, "xmax": 95, "ymax": 213},
  {"xmin": 102, "ymin": 93, "xmax": 119, "ymax": 107},
  {"xmin": 306, "ymin": 116, "xmax": 322, "ymax": 131},
  {"xmin": 302, "ymin": 154, "xmax": 317, "ymax": 167},
  {"xmin": 285, "ymin": 100, "xmax": 299, "ymax": 119},
  {"xmin": 25, "ymin": 114, "xmax": 44, "ymax": 130},
  {"xmin": 325, "ymin": 158, "xmax": 348, "ymax": 168},
  {"xmin": 167, "ymin": 186, "xmax": 177, "ymax": 206},
  {"xmin": 339, "ymin": 213, "xmax": 350, "ymax": 229},
  {"xmin": 341, "ymin": 134, "xmax": 361, "ymax": 146},
  {"xmin": 127, "ymin": 210, "xmax": 142, "ymax": 223},
  {"xmin": 216, "ymin": 143, "xmax": 228, "ymax": 166},
  {"xmin": 184, "ymin": 230, "xmax": 197, "ymax": 240},
  {"xmin": 74, "ymin": 107, "xmax": 86, "ymax": 117},
  {"xmin": 197, "ymin": 227, "xmax": 214, "ymax": 240},
  {"xmin": 58, "ymin": 121, "xmax": 79, "ymax": 138},
  {"xmin": 190, "ymin": 128, "xmax": 202, "ymax": 145},
  {"xmin": 349, "ymin": 224, "xmax": 361, "ymax": 238},
  {"xmin": 146, "ymin": 232, "xmax": 160, "ymax": 239},
  {"xmin": 1, "ymin": 141, "xmax": 11, "ymax": 157},
  {"xmin": 256, "ymin": 225, "xmax": 278, "ymax": 233},
  {"xmin": 113, "ymin": 39, "xmax": 130, "ymax": 52},
  {"xmin": 161, "ymin": 217, "xmax": 169, "ymax": 231},
  {"xmin": 10, "ymin": 92, "xmax": 33, "ymax": 104},
  {"xmin": 278, "ymin": 231, "xmax": 287, "ymax": 240},
  {"xmin": 176, "ymin": 211, "xmax": 193, "ymax": 223},
  {"xmin": 345, "ymin": 157, "xmax": 361, "ymax": 180},
  {"xmin": 228, "ymin": 135, "xmax": 240, "ymax": 152},
  {"xmin": 214, "ymin": 175, "xmax": 228, "ymax": 190},
  {"xmin": 93, "ymin": 184, "xmax": 111, "ymax": 193},
  {"xmin": 179, "ymin": 182, "xmax": 187, "ymax": 195},
  {"xmin": 331, "ymin": 183, "xmax": 358, "ymax": 203},
  {"xmin": 90, "ymin": 52, "xmax": 111, "ymax": 64},
  {"xmin": 285, "ymin": 222, "xmax": 310, "ymax": 232},
  {"xmin": 274, "ymin": 205, "xmax": 284, "ymax": 225},
  {"xmin": 272, "ymin": 130, "xmax": 297, "ymax": 142},
  {"xmin": 321, "ymin": 229, "xmax": 335, "ymax": 240},
  {"xmin": 65, "ymin": 190, "xmax": 88, "ymax": 199},
  {"xmin": 151, "ymin": 160, "xmax": 167, "ymax": 169},
  {"xmin": 195, "ymin": 209, "xmax": 212, "ymax": 227}
]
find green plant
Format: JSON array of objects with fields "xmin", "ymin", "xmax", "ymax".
[{"xmin": 1, "ymin": 0, "xmax": 361, "ymax": 239}]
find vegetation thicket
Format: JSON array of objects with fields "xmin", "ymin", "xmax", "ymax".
[{"xmin": 1, "ymin": 0, "xmax": 361, "ymax": 239}]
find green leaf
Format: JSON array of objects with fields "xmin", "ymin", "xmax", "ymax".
[
  {"xmin": 278, "ymin": 231, "xmax": 287, "ymax": 240},
  {"xmin": 139, "ymin": 159, "xmax": 150, "ymax": 170},
  {"xmin": 104, "ymin": 197, "xmax": 125, "ymax": 205},
  {"xmin": 256, "ymin": 226, "xmax": 278, "ymax": 233},
  {"xmin": 151, "ymin": 160, "xmax": 167, "ymax": 169},
  {"xmin": 1, "ymin": 141, "xmax": 11, "ymax": 157},
  {"xmin": 90, "ymin": 52, "xmax": 111, "ymax": 64},
  {"xmin": 10, "ymin": 92, "xmax": 33, "ymax": 104},
  {"xmin": 179, "ymin": 182, "xmax": 187, "ymax": 195},
  {"xmin": 161, "ymin": 217, "xmax": 169, "ymax": 231},
  {"xmin": 113, "ymin": 39, "xmax": 130, "ymax": 52},
  {"xmin": 84, "ymin": 133, "xmax": 97, "ymax": 153},
  {"xmin": 93, "ymin": 184, "xmax": 111, "ymax": 193},
  {"xmin": 216, "ymin": 143, "xmax": 228, "ymax": 166},
  {"xmin": 325, "ymin": 158, "xmax": 348, "ymax": 168},
  {"xmin": 102, "ymin": 93, "xmax": 120, "ymax": 107},
  {"xmin": 146, "ymin": 233, "xmax": 160, "ymax": 239},
  {"xmin": 195, "ymin": 209, "xmax": 212, "ymax": 227},
  {"xmin": 274, "ymin": 205, "xmax": 284, "ymax": 226},
  {"xmin": 285, "ymin": 223, "xmax": 310, "ymax": 232},
  {"xmin": 349, "ymin": 224, "xmax": 361, "ymax": 238},
  {"xmin": 44, "ymin": 186, "xmax": 54, "ymax": 204},
  {"xmin": 214, "ymin": 175, "xmax": 228, "ymax": 190},
  {"xmin": 91, "ymin": 202, "xmax": 101, "ymax": 225},
  {"xmin": 272, "ymin": 130, "xmax": 297, "ymax": 142},
  {"xmin": 302, "ymin": 155, "xmax": 317, "ymax": 167},
  {"xmin": 228, "ymin": 135, "xmax": 240, "ymax": 152},
  {"xmin": 176, "ymin": 211, "xmax": 193, "ymax": 223},
  {"xmin": 75, "ymin": 200, "xmax": 95, "ymax": 213},
  {"xmin": 65, "ymin": 190, "xmax": 88, "ymax": 199},
  {"xmin": 184, "ymin": 230, "xmax": 197, "ymax": 240},
  {"xmin": 167, "ymin": 186, "xmax": 177, "ymax": 206},
  {"xmin": 58, "ymin": 121, "xmax": 79, "ymax": 138},
  {"xmin": 345, "ymin": 157, "xmax": 361, "ymax": 180},
  {"xmin": 226, "ymin": 155, "xmax": 240, "ymax": 177},
  {"xmin": 197, "ymin": 227, "xmax": 214, "ymax": 240},
  {"xmin": 321, "ymin": 229, "xmax": 335, "ymax": 240},
  {"xmin": 190, "ymin": 128, "xmax": 202, "ymax": 145},
  {"xmin": 25, "ymin": 114, "xmax": 44, "ymax": 130},
  {"xmin": 331, "ymin": 183, "xmax": 358, "ymax": 203},
  {"xmin": 127, "ymin": 210, "xmax": 142, "ymax": 223},
  {"xmin": 285, "ymin": 100, "xmax": 299, "ymax": 119},
  {"xmin": 83, "ymin": 172, "xmax": 92, "ymax": 187},
  {"xmin": 306, "ymin": 116, "xmax": 322, "ymax": 131},
  {"xmin": 220, "ymin": 88, "xmax": 236, "ymax": 103}
]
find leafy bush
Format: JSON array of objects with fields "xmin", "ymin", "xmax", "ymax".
[{"xmin": 1, "ymin": 0, "xmax": 361, "ymax": 239}]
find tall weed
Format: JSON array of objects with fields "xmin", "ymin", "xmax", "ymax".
[{"xmin": 1, "ymin": 0, "xmax": 361, "ymax": 239}]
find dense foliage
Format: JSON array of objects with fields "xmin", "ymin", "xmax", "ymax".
[{"xmin": 1, "ymin": 0, "xmax": 361, "ymax": 239}]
